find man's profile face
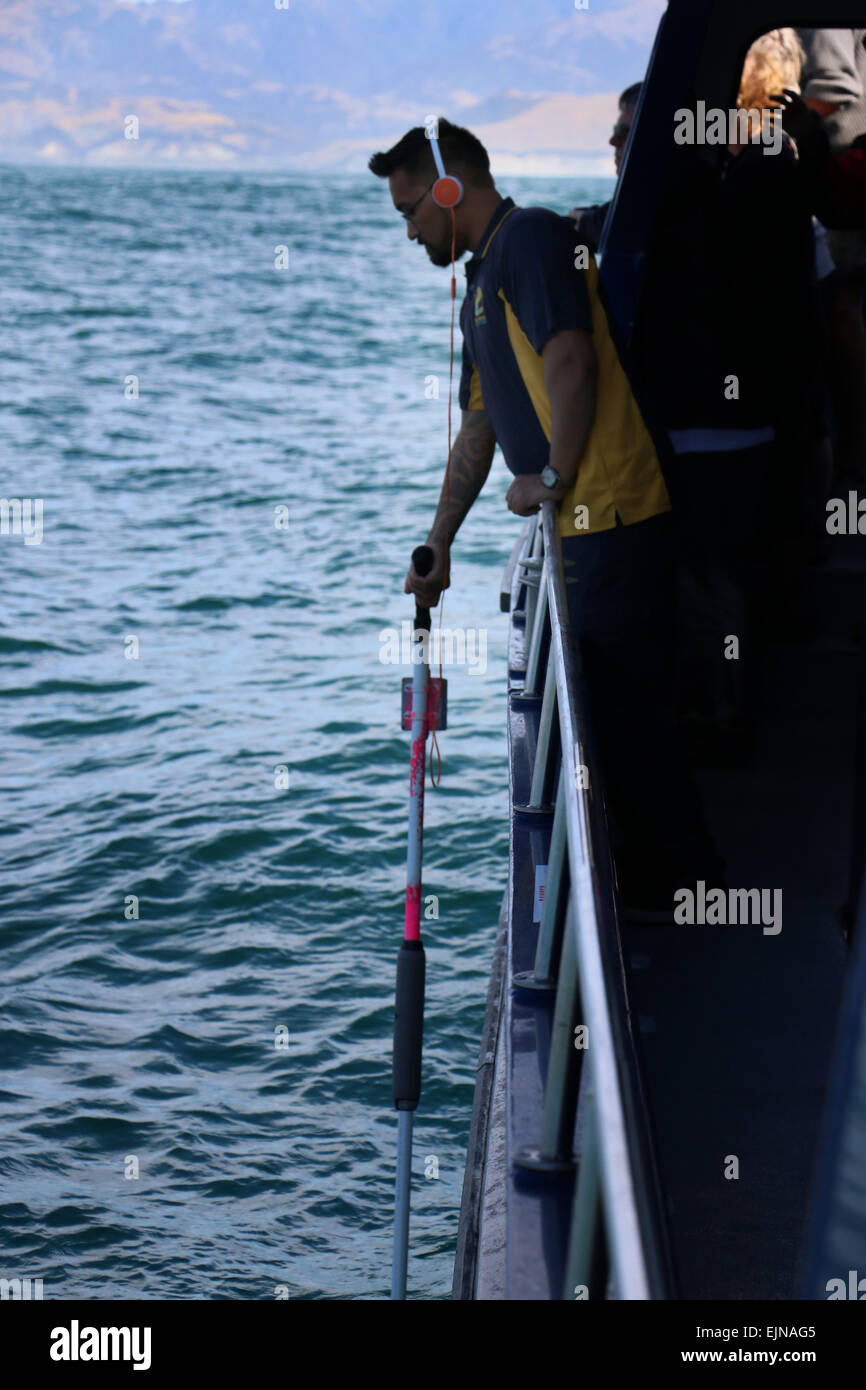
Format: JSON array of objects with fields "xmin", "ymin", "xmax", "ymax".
[
  {"xmin": 610, "ymin": 103, "xmax": 636, "ymax": 175},
  {"xmin": 389, "ymin": 168, "xmax": 456, "ymax": 268}
]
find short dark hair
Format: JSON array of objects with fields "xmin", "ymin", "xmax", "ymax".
[
  {"xmin": 368, "ymin": 117, "xmax": 494, "ymax": 188},
  {"xmin": 619, "ymin": 82, "xmax": 642, "ymax": 110}
]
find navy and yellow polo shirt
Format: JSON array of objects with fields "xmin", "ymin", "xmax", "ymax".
[{"xmin": 458, "ymin": 196, "xmax": 670, "ymax": 537}]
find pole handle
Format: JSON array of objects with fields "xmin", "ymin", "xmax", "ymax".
[
  {"xmin": 412, "ymin": 544, "xmax": 434, "ymax": 578},
  {"xmin": 411, "ymin": 545, "xmax": 435, "ymax": 631},
  {"xmin": 393, "ymin": 939, "xmax": 426, "ymax": 1108}
]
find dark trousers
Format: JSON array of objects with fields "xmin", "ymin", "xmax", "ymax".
[
  {"xmin": 561, "ymin": 511, "xmax": 718, "ymax": 887},
  {"xmin": 667, "ymin": 444, "xmax": 775, "ymax": 726}
]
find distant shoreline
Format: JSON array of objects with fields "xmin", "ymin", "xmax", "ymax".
[{"xmin": 0, "ymin": 160, "xmax": 619, "ymax": 184}]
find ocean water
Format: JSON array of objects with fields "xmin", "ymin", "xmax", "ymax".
[{"xmin": 0, "ymin": 167, "xmax": 614, "ymax": 1300}]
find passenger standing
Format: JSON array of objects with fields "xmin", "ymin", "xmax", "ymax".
[
  {"xmin": 633, "ymin": 30, "xmax": 818, "ymax": 759},
  {"xmin": 568, "ymin": 82, "xmax": 642, "ymax": 250},
  {"xmin": 370, "ymin": 119, "xmax": 722, "ymax": 914},
  {"xmin": 797, "ymin": 28, "xmax": 866, "ymax": 488}
]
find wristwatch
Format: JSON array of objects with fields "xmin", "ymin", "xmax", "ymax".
[{"xmin": 540, "ymin": 465, "xmax": 563, "ymax": 489}]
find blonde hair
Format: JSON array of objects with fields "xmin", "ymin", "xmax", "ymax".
[{"xmin": 737, "ymin": 28, "xmax": 805, "ymax": 137}]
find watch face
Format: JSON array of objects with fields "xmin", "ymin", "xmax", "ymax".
[{"xmin": 541, "ymin": 466, "xmax": 559, "ymax": 488}]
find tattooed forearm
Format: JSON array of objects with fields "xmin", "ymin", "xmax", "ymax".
[{"xmin": 427, "ymin": 409, "xmax": 497, "ymax": 547}]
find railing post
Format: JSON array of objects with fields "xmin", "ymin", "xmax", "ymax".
[
  {"xmin": 513, "ymin": 896, "xmax": 583, "ymax": 1172},
  {"xmin": 523, "ymin": 571, "xmax": 548, "ymax": 698},
  {"xmin": 562, "ymin": 1093, "xmax": 608, "ymax": 1301},
  {"xmin": 528, "ymin": 655, "xmax": 557, "ymax": 809},
  {"xmin": 513, "ymin": 774, "xmax": 569, "ymax": 993},
  {"xmin": 521, "ymin": 517, "xmax": 544, "ymax": 640},
  {"xmin": 513, "ymin": 649, "xmax": 557, "ymax": 819}
]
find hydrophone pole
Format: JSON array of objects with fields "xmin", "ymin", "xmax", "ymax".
[{"xmin": 391, "ymin": 544, "xmax": 434, "ymax": 1299}]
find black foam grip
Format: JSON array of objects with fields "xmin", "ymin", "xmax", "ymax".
[
  {"xmin": 412, "ymin": 545, "xmax": 435, "ymax": 579},
  {"xmin": 411, "ymin": 545, "xmax": 435, "ymax": 630},
  {"xmin": 392, "ymin": 939, "xmax": 426, "ymax": 1109}
]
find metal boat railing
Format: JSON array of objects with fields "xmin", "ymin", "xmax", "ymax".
[{"xmin": 505, "ymin": 502, "xmax": 672, "ymax": 1299}]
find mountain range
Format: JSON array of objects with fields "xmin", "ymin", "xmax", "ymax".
[{"xmin": 0, "ymin": 0, "xmax": 664, "ymax": 172}]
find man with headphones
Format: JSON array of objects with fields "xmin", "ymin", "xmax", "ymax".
[{"xmin": 369, "ymin": 117, "xmax": 721, "ymax": 915}]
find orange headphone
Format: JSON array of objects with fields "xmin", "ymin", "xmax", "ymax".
[{"xmin": 428, "ymin": 128, "xmax": 464, "ymax": 209}]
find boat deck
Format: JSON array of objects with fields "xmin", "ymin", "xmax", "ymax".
[{"xmin": 456, "ymin": 535, "xmax": 866, "ymax": 1299}]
